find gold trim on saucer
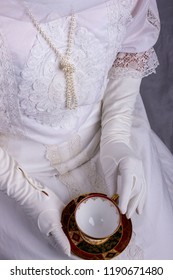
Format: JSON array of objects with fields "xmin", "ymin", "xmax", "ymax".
[{"xmin": 61, "ymin": 193, "xmax": 132, "ymax": 260}]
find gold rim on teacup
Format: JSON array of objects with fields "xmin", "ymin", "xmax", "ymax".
[{"xmin": 74, "ymin": 193, "xmax": 122, "ymax": 245}]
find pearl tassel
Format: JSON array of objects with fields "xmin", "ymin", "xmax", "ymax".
[
  {"xmin": 23, "ymin": 1, "xmax": 78, "ymax": 109},
  {"xmin": 60, "ymin": 58, "xmax": 77, "ymax": 109}
]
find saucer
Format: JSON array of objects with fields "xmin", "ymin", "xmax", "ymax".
[{"xmin": 61, "ymin": 193, "xmax": 132, "ymax": 260}]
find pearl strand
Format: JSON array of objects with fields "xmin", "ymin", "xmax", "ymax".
[{"xmin": 23, "ymin": 2, "xmax": 78, "ymax": 109}]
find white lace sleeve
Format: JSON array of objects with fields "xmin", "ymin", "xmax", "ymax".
[{"xmin": 109, "ymin": 47, "xmax": 159, "ymax": 79}]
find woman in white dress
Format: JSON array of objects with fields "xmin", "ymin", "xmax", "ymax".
[{"xmin": 0, "ymin": 0, "xmax": 173, "ymax": 260}]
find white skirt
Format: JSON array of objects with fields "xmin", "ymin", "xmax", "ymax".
[{"xmin": 0, "ymin": 96, "xmax": 173, "ymax": 260}]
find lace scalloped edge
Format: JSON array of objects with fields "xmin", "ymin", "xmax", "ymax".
[
  {"xmin": 109, "ymin": 61, "xmax": 159, "ymax": 79},
  {"xmin": 109, "ymin": 47, "xmax": 159, "ymax": 79}
]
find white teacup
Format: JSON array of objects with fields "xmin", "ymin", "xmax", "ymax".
[{"xmin": 75, "ymin": 194, "xmax": 121, "ymax": 245}]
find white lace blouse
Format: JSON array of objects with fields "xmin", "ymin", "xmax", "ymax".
[{"xmin": 0, "ymin": 0, "xmax": 160, "ymax": 175}]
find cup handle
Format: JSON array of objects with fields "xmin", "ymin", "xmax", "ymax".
[{"xmin": 111, "ymin": 194, "xmax": 119, "ymax": 204}]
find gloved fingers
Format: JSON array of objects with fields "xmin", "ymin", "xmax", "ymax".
[
  {"xmin": 123, "ymin": 176, "xmax": 141, "ymax": 218},
  {"xmin": 136, "ymin": 178, "xmax": 147, "ymax": 215},
  {"xmin": 136, "ymin": 196, "xmax": 145, "ymax": 215},
  {"xmin": 37, "ymin": 209, "xmax": 63, "ymax": 234},
  {"xmin": 127, "ymin": 177, "xmax": 146, "ymax": 218},
  {"xmin": 48, "ymin": 227, "xmax": 71, "ymax": 256},
  {"xmin": 117, "ymin": 171, "xmax": 133, "ymax": 215},
  {"xmin": 126, "ymin": 188, "xmax": 142, "ymax": 219},
  {"xmin": 117, "ymin": 156, "xmax": 147, "ymax": 217}
]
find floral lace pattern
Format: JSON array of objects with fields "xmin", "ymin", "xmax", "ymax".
[
  {"xmin": 18, "ymin": 1, "xmax": 134, "ymax": 129},
  {"xmin": 45, "ymin": 130, "xmax": 108, "ymax": 198},
  {"xmin": 106, "ymin": 0, "xmax": 134, "ymax": 68},
  {"xmin": 0, "ymin": 1, "xmax": 159, "ymax": 133},
  {"xmin": 19, "ymin": 17, "xmax": 107, "ymax": 128},
  {"xmin": 58, "ymin": 160, "xmax": 108, "ymax": 200},
  {"xmin": 109, "ymin": 47, "xmax": 159, "ymax": 79},
  {"xmin": 45, "ymin": 126, "xmax": 101, "ymax": 175},
  {"xmin": 0, "ymin": 32, "xmax": 23, "ymax": 135},
  {"xmin": 45, "ymin": 134, "xmax": 86, "ymax": 175}
]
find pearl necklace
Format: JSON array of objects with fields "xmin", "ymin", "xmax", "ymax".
[{"xmin": 22, "ymin": 1, "xmax": 77, "ymax": 109}]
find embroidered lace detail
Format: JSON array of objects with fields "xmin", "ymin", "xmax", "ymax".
[
  {"xmin": 109, "ymin": 47, "xmax": 159, "ymax": 79},
  {"xmin": 106, "ymin": 0, "xmax": 134, "ymax": 68},
  {"xmin": 46, "ymin": 135, "xmax": 81, "ymax": 166},
  {"xmin": 58, "ymin": 160, "xmax": 108, "ymax": 200},
  {"xmin": 59, "ymin": 171, "xmax": 82, "ymax": 200},
  {"xmin": 45, "ymin": 127, "xmax": 101, "ymax": 174},
  {"xmin": 0, "ymin": 32, "xmax": 23, "ymax": 135},
  {"xmin": 45, "ymin": 134, "xmax": 86, "ymax": 175},
  {"xmin": 45, "ymin": 130, "xmax": 107, "ymax": 198},
  {"xmin": 19, "ymin": 17, "xmax": 107, "ymax": 128},
  {"xmin": 87, "ymin": 160, "xmax": 108, "ymax": 194},
  {"xmin": 147, "ymin": 8, "xmax": 160, "ymax": 31}
]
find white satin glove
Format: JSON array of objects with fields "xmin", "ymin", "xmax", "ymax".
[
  {"xmin": 0, "ymin": 147, "xmax": 71, "ymax": 256},
  {"xmin": 100, "ymin": 75, "xmax": 147, "ymax": 218}
]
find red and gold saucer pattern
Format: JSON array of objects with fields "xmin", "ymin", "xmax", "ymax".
[{"xmin": 61, "ymin": 193, "xmax": 132, "ymax": 260}]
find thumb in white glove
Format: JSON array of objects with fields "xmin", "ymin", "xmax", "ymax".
[
  {"xmin": 117, "ymin": 155, "xmax": 146, "ymax": 219},
  {"xmin": 0, "ymin": 147, "xmax": 71, "ymax": 256},
  {"xmin": 101, "ymin": 143, "xmax": 146, "ymax": 219}
]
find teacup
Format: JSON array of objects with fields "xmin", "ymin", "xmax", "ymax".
[{"xmin": 75, "ymin": 193, "xmax": 121, "ymax": 245}]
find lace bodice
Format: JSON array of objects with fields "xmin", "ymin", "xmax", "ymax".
[
  {"xmin": 0, "ymin": 0, "xmax": 159, "ymax": 141},
  {"xmin": 19, "ymin": 19, "xmax": 107, "ymax": 127}
]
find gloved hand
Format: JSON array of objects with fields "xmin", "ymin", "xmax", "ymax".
[
  {"xmin": 100, "ymin": 74, "xmax": 147, "ymax": 218},
  {"xmin": 0, "ymin": 147, "xmax": 71, "ymax": 256}
]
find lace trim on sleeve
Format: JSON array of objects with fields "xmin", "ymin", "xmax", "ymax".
[{"xmin": 108, "ymin": 48, "xmax": 159, "ymax": 79}]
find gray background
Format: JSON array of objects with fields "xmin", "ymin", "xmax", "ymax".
[{"xmin": 141, "ymin": 0, "xmax": 173, "ymax": 153}]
